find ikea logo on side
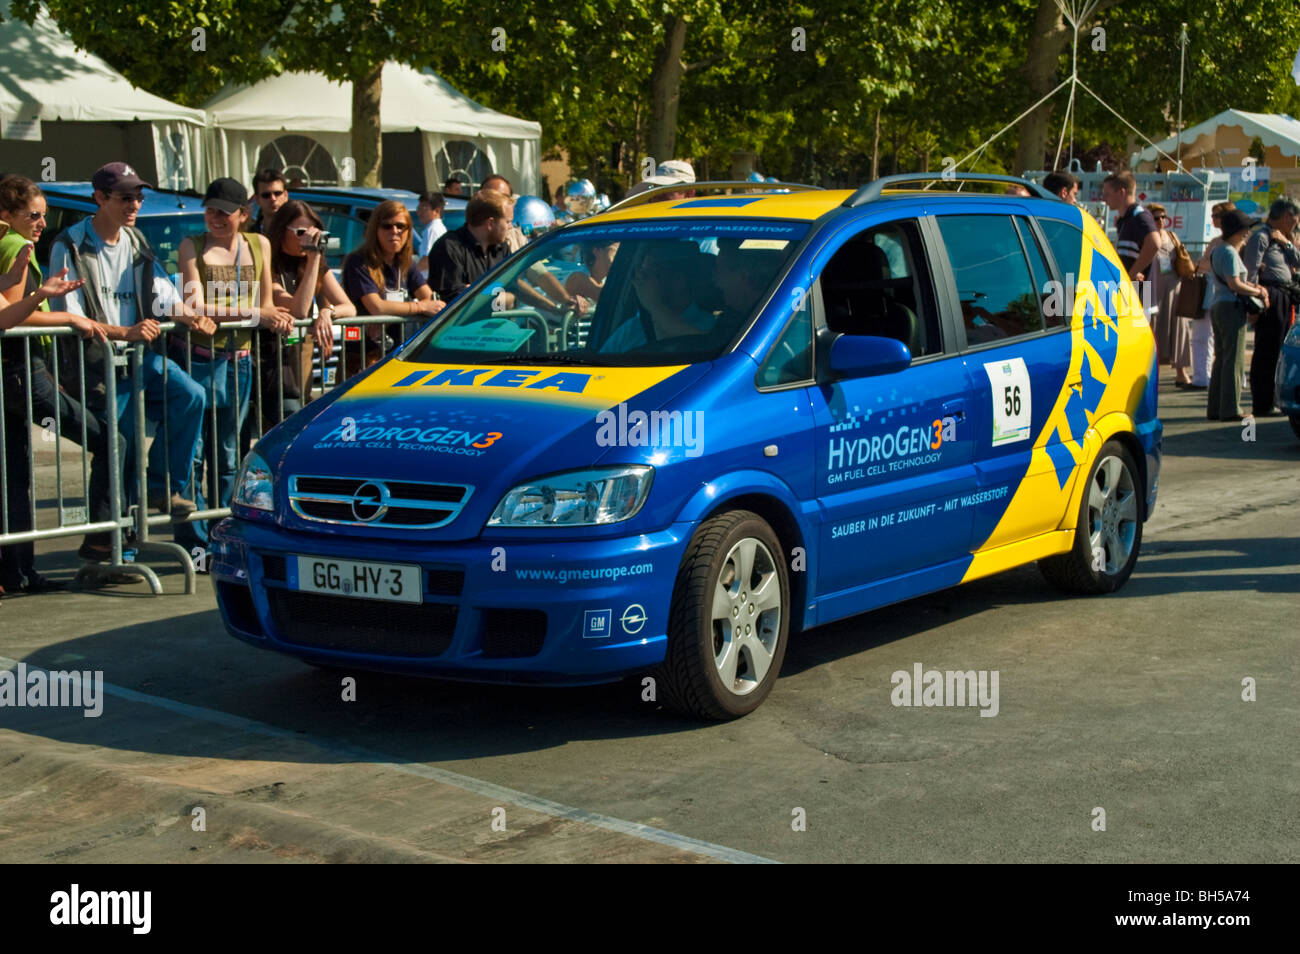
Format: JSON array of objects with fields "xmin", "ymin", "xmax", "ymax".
[{"xmin": 391, "ymin": 368, "xmax": 593, "ymax": 393}]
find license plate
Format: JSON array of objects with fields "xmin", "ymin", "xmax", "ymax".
[{"xmin": 290, "ymin": 556, "xmax": 422, "ymax": 604}]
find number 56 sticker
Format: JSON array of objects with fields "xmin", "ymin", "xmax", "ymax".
[{"xmin": 983, "ymin": 358, "xmax": 1032, "ymax": 445}]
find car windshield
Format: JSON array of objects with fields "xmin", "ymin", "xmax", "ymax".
[{"xmin": 404, "ymin": 219, "xmax": 808, "ymax": 366}]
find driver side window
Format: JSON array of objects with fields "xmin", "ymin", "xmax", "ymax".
[{"xmin": 816, "ymin": 219, "xmax": 942, "ymax": 357}]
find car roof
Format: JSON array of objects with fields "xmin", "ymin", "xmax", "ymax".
[
  {"xmin": 581, "ymin": 175, "xmax": 1066, "ymax": 227},
  {"xmin": 40, "ymin": 181, "xmax": 205, "ymax": 216}
]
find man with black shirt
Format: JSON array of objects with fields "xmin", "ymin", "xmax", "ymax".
[
  {"xmin": 425, "ymin": 189, "xmax": 514, "ymax": 303},
  {"xmin": 1102, "ymin": 171, "xmax": 1159, "ymax": 279}
]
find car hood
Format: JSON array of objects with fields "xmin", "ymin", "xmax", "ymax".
[{"xmin": 275, "ymin": 358, "xmax": 709, "ymax": 541}]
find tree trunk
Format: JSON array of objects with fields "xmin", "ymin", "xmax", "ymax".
[
  {"xmin": 1013, "ymin": 0, "xmax": 1066, "ymax": 175},
  {"xmin": 1013, "ymin": 0, "xmax": 1069, "ymax": 175},
  {"xmin": 352, "ymin": 62, "xmax": 383, "ymax": 187},
  {"xmin": 648, "ymin": 15, "xmax": 688, "ymax": 163},
  {"xmin": 1015, "ymin": 0, "xmax": 1124, "ymax": 173}
]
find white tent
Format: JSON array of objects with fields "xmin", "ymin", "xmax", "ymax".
[
  {"xmin": 0, "ymin": 1, "xmax": 206, "ymax": 188},
  {"xmin": 203, "ymin": 63, "xmax": 541, "ymax": 195},
  {"xmin": 1137, "ymin": 109, "xmax": 1300, "ymax": 168}
]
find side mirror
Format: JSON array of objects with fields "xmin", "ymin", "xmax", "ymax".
[{"xmin": 828, "ymin": 334, "xmax": 911, "ymax": 380}]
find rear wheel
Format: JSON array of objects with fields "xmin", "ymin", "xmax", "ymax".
[
  {"xmin": 1039, "ymin": 440, "xmax": 1143, "ymax": 594},
  {"xmin": 658, "ymin": 511, "xmax": 790, "ymax": 720}
]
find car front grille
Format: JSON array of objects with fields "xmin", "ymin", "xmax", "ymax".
[
  {"xmin": 288, "ymin": 475, "xmax": 472, "ymax": 529},
  {"xmin": 267, "ymin": 590, "xmax": 457, "ymax": 657}
]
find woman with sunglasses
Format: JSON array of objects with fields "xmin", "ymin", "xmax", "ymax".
[
  {"xmin": 341, "ymin": 200, "xmax": 443, "ymax": 371},
  {"xmin": 177, "ymin": 178, "xmax": 294, "ymax": 541},
  {"xmin": 265, "ymin": 200, "xmax": 356, "ymax": 419}
]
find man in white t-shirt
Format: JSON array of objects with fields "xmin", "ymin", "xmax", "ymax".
[
  {"xmin": 48, "ymin": 162, "xmax": 216, "ymax": 557},
  {"xmin": 413, "ymin": 192, "xmax": 448, "ymax": 282}
]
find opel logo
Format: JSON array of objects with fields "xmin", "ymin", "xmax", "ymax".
[{"xmin": 351, "ymin": 481, "xmax": 388, "ymax": 522}]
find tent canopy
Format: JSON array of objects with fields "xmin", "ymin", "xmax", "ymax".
[
  {"xmin": 0, "ymin": 1, "xmax": 205, "ymax": 189},
  {"xmin": 0, "ymin": 1, "xmax": 204, "ymax": 125},
  {"xmin": 203, "ymin": 63, "xmax": 541, "ymax": 194},
  {"xmin": 1138, "ymin": 109, "xmax": 1300, "ymax": 165}
]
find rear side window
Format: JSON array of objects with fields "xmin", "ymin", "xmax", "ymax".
[
  {"xmin": 1036, "ymin": 217, "xmax": 1086, "ymax": 286},
  {"xmin": 934, "ymin": 214, "xmax": 1046, "ymax": 344},
  {"xmin": 1015, "ymin": 218, "xmax": 1066, "ymax": 330}
]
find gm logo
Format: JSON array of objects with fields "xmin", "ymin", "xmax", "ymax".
[{"xmin": 584, "ymin": 609, "xmax": 612, "ymax": 639}]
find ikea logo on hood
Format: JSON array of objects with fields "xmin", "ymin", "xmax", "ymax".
[
  {"xmin": 391, "ymin": 367, "xmax": 593, "ymax": 392},
  {"xmin": 347, "ymin": 361, "xmax": 694, "ymax": 409}
]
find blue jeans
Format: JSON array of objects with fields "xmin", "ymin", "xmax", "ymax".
[
  {"xmin": 186, "ymin": 352, "xmax": 253, "ymax": 545},
  {"xmin": 112, "ymin": 349, "xmax": 206, "ymax": 503}
]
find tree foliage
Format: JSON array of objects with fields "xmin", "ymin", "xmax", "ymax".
[{"xmin": 7, "ymin": 0, "xmax": 1300, "ymax": 191}]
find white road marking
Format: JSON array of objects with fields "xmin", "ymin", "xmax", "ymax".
[{"xmin": 0, "ymin": 655, "xmax": 779, "ymax": 864}]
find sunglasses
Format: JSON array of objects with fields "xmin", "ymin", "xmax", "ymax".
[
  {"xmin": 259, "ymin": 189, "xmax": 286, "ymax": 199},
  {"xmin": 112, "ymin": 193, "xmax": 144, "ymax": 205},
  {"xmin": 379, "ymin": 222, "xmax": 409, "ymax": 233},
  {"xmin": 24, "ymin": 210, "xmax": 46, "ymax": 221}
]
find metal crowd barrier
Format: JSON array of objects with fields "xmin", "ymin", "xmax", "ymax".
[{"xmin": 0, "ymin": 315, "xmax": 423, "ymax": 596}]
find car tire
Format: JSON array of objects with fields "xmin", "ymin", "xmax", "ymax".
[
  {"xmin": 1039, "ymin": 439, "xmax": 1143, "ymax": 595},
  {"xmin": 1289, "ymin": 415, "xmax": 1300, "ymax": 441},
  {"xmin": 658, "ymin": 510, "xmax": 790, "ymax": 720}
]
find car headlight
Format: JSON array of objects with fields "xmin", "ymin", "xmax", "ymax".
[
  {"xmin": 233, "ymin": 449, "xmax": 275, "ymax": 511},
  {"xmin": 488, "ymin": 466, "xmax": 653, "ymax": 527}
]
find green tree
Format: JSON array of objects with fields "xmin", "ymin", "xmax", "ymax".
[{"xmin": 10, "ymin": 0, "xmax": 466, "ymax": 186}]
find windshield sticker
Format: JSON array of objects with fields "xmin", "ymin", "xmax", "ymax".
[
  {"xmin": 436, "ymin": 320, "xmax": 536, "ymax": 352},
  {"xmin": 739, "ymin": 239, "xmax": 791, "ymax": 250},
  {"xmin": 671, "ymin": 197, "xmax": 764, "ymax": 208},
  {"xmin": 566, "ymin": 221, "xmax": 807, "ymax": 241}
]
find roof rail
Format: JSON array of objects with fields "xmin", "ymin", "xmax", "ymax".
[
  {"xmin": 604, "ymin": 180, "xmax": 822, "ymax": 214},
  {"xmin": 843, "ymin": 172, "xmax": 1055, "ymax": 207}
]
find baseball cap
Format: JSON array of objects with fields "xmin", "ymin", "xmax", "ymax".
[
  {"xmin": 644, "ymin": 159, "xmax": 696, "ymax": 186},
  {"xmin": 92, "ymin": 162, "xmax": 152, "ymax": 194},
  {"xmin": 203, "ymin": 177, "xmax": 249, "ymax": 214}
]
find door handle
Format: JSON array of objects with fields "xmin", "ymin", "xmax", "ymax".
[{"xmin": 942, "ymin": 399, "xmax": 966, "ymax": 420}]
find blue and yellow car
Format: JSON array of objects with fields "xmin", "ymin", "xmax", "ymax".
[{"xmin": 212, "ymin": 173, "xmax": 1162, "ymax": 719}]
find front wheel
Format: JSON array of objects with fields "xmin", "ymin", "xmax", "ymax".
[
  {"xmin": 658, "ymin": 511, "xmax": 790, "ymax": 720},
  {"xmin": 1039, "ymin": 440, "xmax": 1143, "ymax": 594}
]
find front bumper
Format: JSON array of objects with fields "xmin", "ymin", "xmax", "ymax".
[{"xmin": 210, "ymin": 517, "xmax": 690, "ymax": 684}]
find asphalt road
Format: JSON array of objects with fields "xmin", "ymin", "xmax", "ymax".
[{"xmin": 1, "ymin": 371, "xmax": 1296, "ymax": 863}]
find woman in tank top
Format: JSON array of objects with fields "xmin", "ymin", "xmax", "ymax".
[{"xmin": 177, "ymin": 178, "xmax": 294, "ymax": 523}]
